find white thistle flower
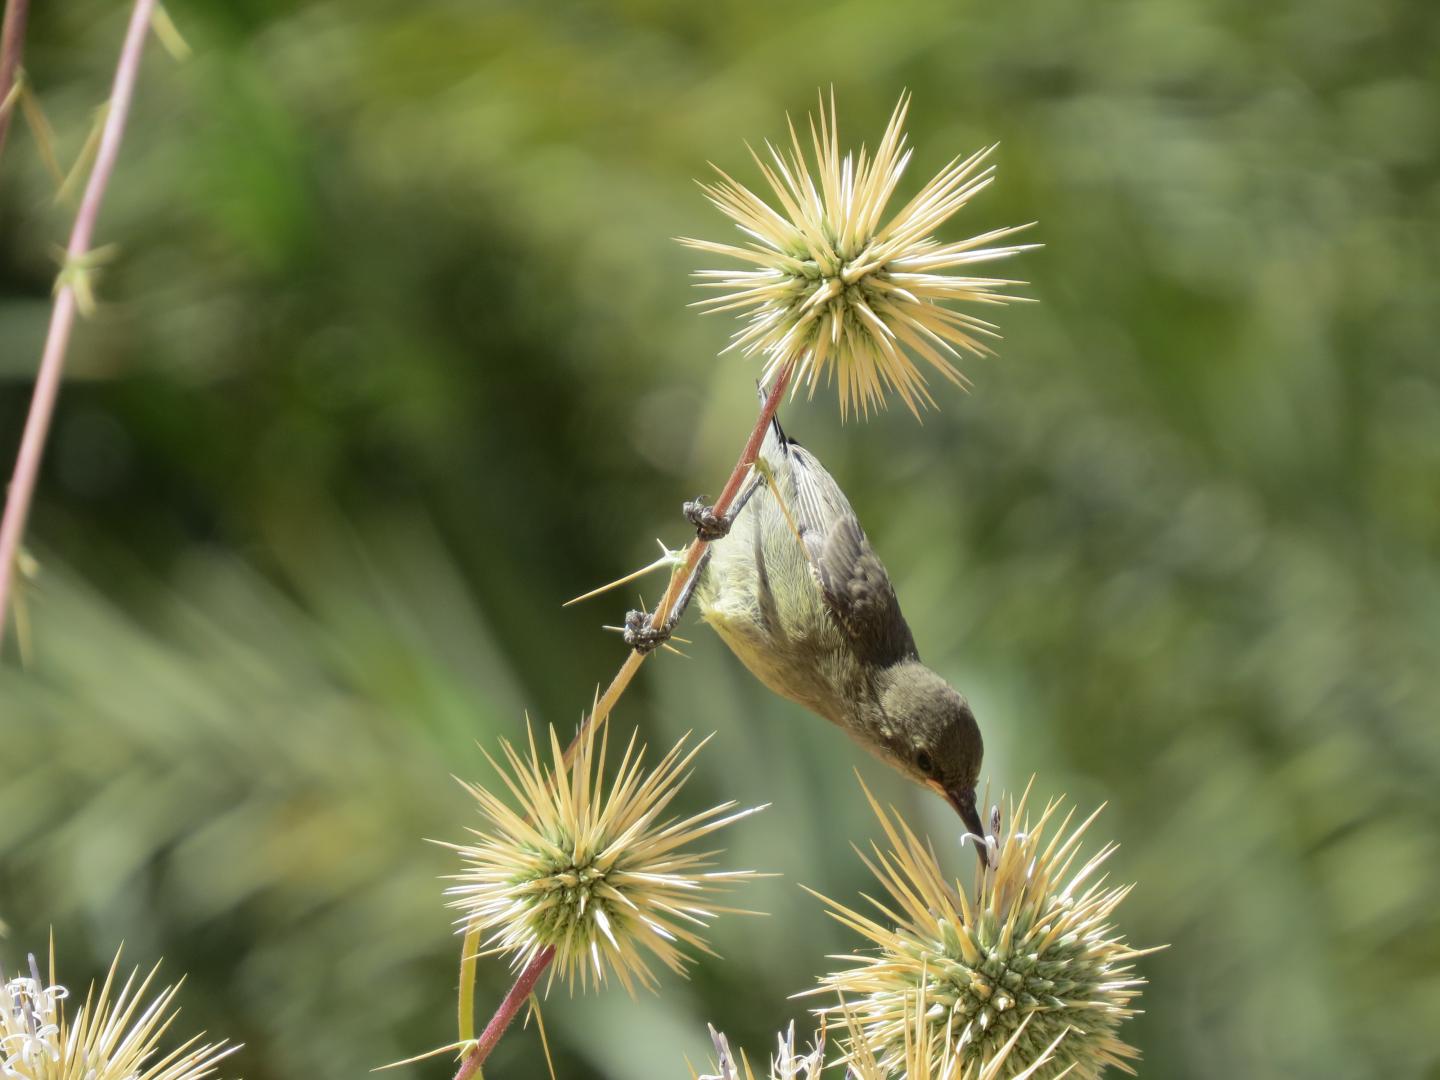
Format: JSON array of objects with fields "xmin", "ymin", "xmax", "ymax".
[
  {"xmin": 693, "ymin": 1022, "xmax": 824, "ymax": 1080},
  {"xmin": 0, "ymin": 949, "xmax": 235, "ymax": 1080},
  {"xmin": 685, "ymin": 91, "xmax": 1035, "ymax": 418}
]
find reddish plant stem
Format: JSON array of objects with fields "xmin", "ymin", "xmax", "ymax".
[
  {"xmin": 561, "ymin": 363, "xmax": 793, "ymax": 767},
  {"xmin": 453, "ymin": 946, "xmax": 554, "ymax": 1080},
  {"xmin": 451, "ymin": 363, "xmax": 794, "ymax": 1080},
  {"xmin": 0, "ymin": 0, "xmax": 154, "ymax": 650},
  {"xmin": 0, "ymin": 0, "xmax": 30, "ymax": 167}
]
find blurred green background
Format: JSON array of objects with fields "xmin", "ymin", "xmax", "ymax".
[{"xmin": 2, "ymin": 1, "xmax": 1438, "ymax": 1077}]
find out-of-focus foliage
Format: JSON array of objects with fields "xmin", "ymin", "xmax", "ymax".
[{"xmin": 2, "ymin": 1, "xmax": 1437, "ymax": 1078}]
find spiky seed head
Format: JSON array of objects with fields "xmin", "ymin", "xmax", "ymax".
[
  {"xmin": 840, "ymin": 986, "xmax": 1072, "ymax": 1080},
  {"xmin": 445, "ymin": 721, "xmax": 765, "ymax": 996},
  {"xmin": 811, "ymin": 783, "xmax": 1154, "ymax": 1079},
  {"xmin": 0, "ymin": 948, "xmax": 236, "ymax": 1080},
  {"xmin": 684, "ymin": 90, "xmax": 1035, "ymax": 419}
]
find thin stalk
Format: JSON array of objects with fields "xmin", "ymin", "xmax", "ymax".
[
  {"xmin": 564, "ymin": 364, "xmax": 794, "ymax": 766},
  {"xmin": 0, "ymin": 0, "xmax": 154, "ymax": 649},
  {"xmin": 450, "ymin": 362, "xmax": 794, "ymax": 1080},
  {"xmin": 0, "ymin": 0, "xmax": 30, "ymax": 166},
  {"xmin": 453, "ymin": 946, "xmax": 554, "ymax": 1080},
  {"xmin": 457, "ymin": 920, "xmax": 482, "ymax": 1046}
]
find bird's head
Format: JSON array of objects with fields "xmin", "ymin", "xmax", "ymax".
[{"xmin": 876, "ymin": 660, "xmax": 987, "ymax": 862}]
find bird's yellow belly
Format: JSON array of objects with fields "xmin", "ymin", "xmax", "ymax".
[{"xmin": 699, "ymin": 598, "xmax": 850, "ymax": 724}]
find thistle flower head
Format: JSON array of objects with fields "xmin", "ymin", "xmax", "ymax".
[
  {"xmin": 685, "ymin": 91, "xmax": 1034, "ymax": 419},
  {"xmin": 445, "ymin": 721, "xmax": 765, "ymax": 995},
  {"xmin": 840, "ymin": 988, "xmax": 1070, "ymax": 1080},
  {"xmin": 0, "ymin": 949, "xmax": 235, "ymax": 1080},
  {"xmin": 812, "ymin": 783, "xmax": 1151, "ymax": 1079}
]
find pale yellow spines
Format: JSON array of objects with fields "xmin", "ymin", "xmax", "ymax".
[
  {"xmin": 809, "ymin": 781, "xmax": 1156, "ymax": 1079},
  {"xmin": 445, "ymin": 719, "xmax": 766, "ymax": 996},
  {"xmin": 685, "ymin": 91, "xmax": 1036, "ymax": 419}
]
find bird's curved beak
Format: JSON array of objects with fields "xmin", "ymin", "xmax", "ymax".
[{"xmin": 934, "ymin": 781, "xmax": 989, "ymax": 869}]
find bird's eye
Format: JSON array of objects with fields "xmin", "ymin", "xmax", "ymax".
[{"xmin": 914, "ymin": 749, "xmax": 935, "ymax": 776}]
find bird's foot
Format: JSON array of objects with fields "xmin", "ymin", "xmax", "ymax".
[
  {"xmin": 622, "ymin": 609, "xmax": 670, "ymax": 654},
  {"xmin": 683, "ymin": 498, "xmax": 729, "ymax": 541}
]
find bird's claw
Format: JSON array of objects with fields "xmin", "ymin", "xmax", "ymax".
[
  {"xmin": 684, "ymin": 498, "xmax": 729, "ymax": 541},
  {"xmin": 623, "ymin": 609, "xmax": 669, "ymax": 654}
]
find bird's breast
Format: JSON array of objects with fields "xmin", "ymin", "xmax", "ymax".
[{"xmin": 696, "ymin": 473, "xmax": 863, "ymax": 727}]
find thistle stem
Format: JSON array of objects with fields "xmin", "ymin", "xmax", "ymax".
[
  {"xmin": 0, "ymin": 0, "xmax": 29, "ymax": 167},
  {"xmin": 564, "ymin": 363, "xmax": 794, "ymax": 766},
  {"xmin": 453, "ymin": 946, "xmax": 554, "ymax": 1080},
  {"xmin": 450, "ymin": 362, "xmax": 794, "ymax": 1080},
  {"xmin": 0, "ymin": 0, "xmax": 154, "ymax": 650}
]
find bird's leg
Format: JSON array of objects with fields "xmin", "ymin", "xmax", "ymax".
[
  {"xmin": 682, "ymin": 498, "xmax": 729, "ymax": 541},
  {"xmin": 682, "ymin": 463, "xmax": 766, "ymax": 541},
  {"xmin": 623, "ymin": 548, "xmax": 712, "ymax": 653},
  {"xmin": 626, "ymin": 464, "xmax": 765, "ymax": 652}
]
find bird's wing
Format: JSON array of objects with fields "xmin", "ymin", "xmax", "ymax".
[{"xmin": 785, "ymin": 443, "xmax": 920, "ymax": 667}]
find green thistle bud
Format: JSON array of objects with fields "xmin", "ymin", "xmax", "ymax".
[
  {"xmin": 841, "ymin": 985, "xmax": 1071, "ymax": 1080},
  {"xmin": 812, "ymin": 783, "xmax": 1157, "ymax": 1079}
]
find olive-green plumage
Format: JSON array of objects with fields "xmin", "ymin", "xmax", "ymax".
[{"xmin": 695, "ymin": 417, "xmax": 986, "ymax": 839}]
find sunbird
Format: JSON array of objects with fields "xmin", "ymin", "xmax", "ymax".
[{"xmin": 622, "ymin": 407, "xmax": 987, "ymax": 853}]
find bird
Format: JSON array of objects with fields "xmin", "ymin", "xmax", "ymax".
[{"xmin": 622, "ymin": 404, "xmax": 987, "ymax": 852}]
